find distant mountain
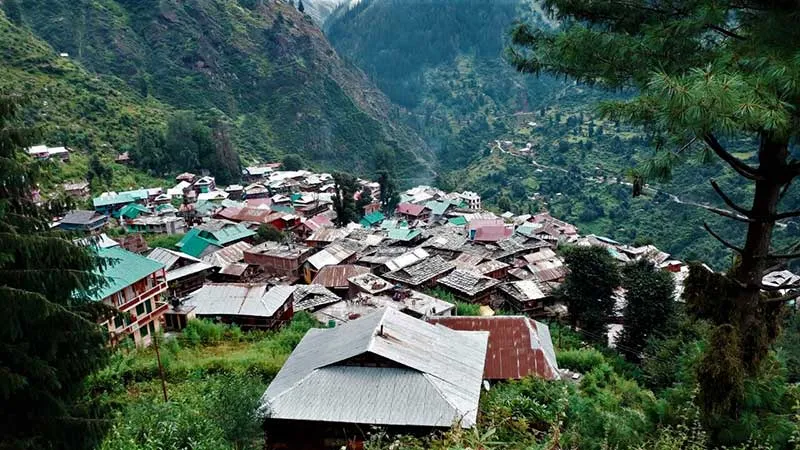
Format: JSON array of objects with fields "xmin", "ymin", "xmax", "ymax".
[
  {"xmin": 6, "ymin": 0, "xmax": 435, "ymax": 183},
  {"xmin": 302, "ymin": 0, "xmax": 345, "ymax": 25},
  {"xmin": 325, "ymin": 0, "xmax": 564, "ymax": 171}
]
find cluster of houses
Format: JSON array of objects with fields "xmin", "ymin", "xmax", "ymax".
[{"xmin": 57, "ymin": 162, "xmax": 799, "ymax": 447}]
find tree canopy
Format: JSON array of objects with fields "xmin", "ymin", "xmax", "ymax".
[
  {"xmin": 0, "ymin": 95, "xmax": 110, "ymax": 449},
  {"xmin": 556, "ymin": 246, "xmax": 621, "ymax": 344},
  {"xmin": 509, "ymin": 0, "xmax": 800, "ymax": 423}
]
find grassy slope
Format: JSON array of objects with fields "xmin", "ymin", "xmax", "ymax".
[
  {"xmin": 0, "ymin": 13, "xmax": 169, "ymax": 193},
  {"xmin": 13, "ymin": 0, "xmax": 435, "ymax": 183}
]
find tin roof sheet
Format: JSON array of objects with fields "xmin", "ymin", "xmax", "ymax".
[
  {"xmin": 428, "ymin": 316, "xmax": 560, "ymax": 381},
  {"xmin": 260, "ymin": 308, "xmax": 488, "ymax": 428},
  {"xmin": 184, "ymin": 283, "xmax": 295, "ymax": 318}
]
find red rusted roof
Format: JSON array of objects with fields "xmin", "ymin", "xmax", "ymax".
[
  {"xmin": 473, "ymin": 225, "xmax": 513, "ymax": 242},
  {"xmin": 396, "ymin": 202, "xmax": 427, "ymax": 217},
  {"xmin": 428, "ymin": 316, "xmax": 560, "ymax": 381},
  {"xmin": 312, "ymin": 264, "xmax": 370, "ymax": 289}
]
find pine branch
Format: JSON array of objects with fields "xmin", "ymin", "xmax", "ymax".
[
  {"xmin": 709, "ymin": 179, "xmax": 752, "ymax": 216},
  {"xmin": 703, "ymin": 222, "xmax": 743, "ymax": 253},
  {"xmin": 766, "ymin": 251, "xmax": 800, "ymax": 261},
  {"xmin": 779, "ymin": 179, "xmax": 793, "ymax": 200},
  {"xmin": 702, "ymin": 133, "xmax": 762, "ymax": 180},
  {"xmin": 761, "ymin": 290, "xmax": 800, "ymax": 304},
  {"xmin": 774, "ymin": 210, "xmax": 800, "ymax": 220},
  {"xmin": 706, "ymin": 206, "xmax": 753, "ymax": 223},
  {"xmin": 705, "ymin": 24, "xmax": 746, "ymax": 40}
]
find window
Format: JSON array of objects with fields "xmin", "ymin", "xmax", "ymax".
[
  {"xmin": 114, "ymin": 316, "xmax": 124, "ymax": 329},
  {"xmin": 116, "ymin": 292, "xmax": 125, "ymax": 307},
  {"xmin": 145, "ymin": 299, "xmax": 152, "ymax": 314},
  {"xmin": 149, "ymin": 321, "xmax": 156, "ymax": 334},
  {"xmin": 135, "ymin": 303, "xmax": 145, "ymax": 316},
  {"xmin": 140, "ymin": 324, "xmax": 149, "ymax": 337}
]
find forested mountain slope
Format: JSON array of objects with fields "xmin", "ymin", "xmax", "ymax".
[
  {"xmin": 325, "ymin": 0, "xmax": 562, "ymax": 170},
  {"xmin": 325, "ymin": 0, "xmax": 800, "ymax": 268},
  {"xmin": 7, "ymin": 0, "xmax": 435, "ymax": 182}
]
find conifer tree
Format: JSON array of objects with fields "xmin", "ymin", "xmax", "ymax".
[
  {"xmin": 332, "ymin": 172, "xmax": 358, "ymax": 226},
  {"xmin": 618, "ymin": 260, "xmax": 676, "ymax": 362},
  {"xmin": 298, "ymin": 0, "xmax": 305, "ymax": 13},
  {"xmin": 556, "ymin": 246, "xmax": 621, "ymax": 344},
  {"xmin": 0, "ymin": 95, "xmax": 110, "ymax": 448},
  {"xmin": 509, "ymin": 0, "xmax": 800, "ymax": 422},
  {"xmin": 376, "ymin": 169, "xmax": 399, "ymax": 214}
]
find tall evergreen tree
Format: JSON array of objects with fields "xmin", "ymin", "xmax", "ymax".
[
  {"xmin": 556, "ymin": 246, "xmax": 621, "ymax": 344},
  {"xmin": 297, "ymin": 0, "xmax": 305, "ymax": 13},
  {"xmin": 209, "ymin": 119, "xmax": 241, "ymax": 185},
  {"xmin": 617, "ymin": 260, "xmax": 676, "ymax": 362},
  {"xmin": 332, "ymin": 172, "xmax": 358, "ymax": 227},
  {"xmin": 376, "ymin": 169, "xmax": 399, "ymax": 214},
  {"xmin": 0, "ymin": 95, "xmax": 110, "ymax": 449},
  {"xmin": 509, "ymin": 0, "xmax": 800, "ymax": 422}
]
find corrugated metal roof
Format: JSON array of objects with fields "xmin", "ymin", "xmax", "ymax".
[
  {"xmin": 90, "ymin": 247, "xmax": 164, "ymax": 301},
  {"xmin": 499, "ymin": 280, "xmax": 548, "ymax": 301},
  {"xmin": 148, "ymin": 247, "xmax": 202, "ymax": 270},
  {"xmin": 437, "ymin": 269, "xmax": 500, "ymax": 296},
  {"xmin": 384, "ymin": 256, "xmax": 455, "ymax": 286},
  {"xmin": 219, "ymin": 263, "xmax": 249, "ymax": 277},
  {"xmin": 312, "ymin": 264, "xmax": 370, "ymax": 289},
  {"xmin": 166, "ymin": 261, "xmax": 215, "ymax": 282},
  {"xmin": 184, "ymin": 283, "xmax": 295, "ymax": 317},
  {"xmin": 428, "ymin": 316, "xmax": 560, "ymax": 381},
  {"xmin": 201, "ymin": 241, "xmax": 253, "ymax": 268},
  {"xmin": 384, "ymin": 248, "xmax": 430, "ymax": 272},
  {"xmin": 306, "ymin": 240, "xmax": 361, "ymax": 270},
  {"xmin": 293, "ymin": 284, "xmax": 341, "ymax": 311},
  {"xmin": 260, "ymin": 308, "xmax": 488, "ymax": 428}
]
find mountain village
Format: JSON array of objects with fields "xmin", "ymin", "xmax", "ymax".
[{"xmin": 44, "ymin": 155, "xmax": 800, "ymax": 449}]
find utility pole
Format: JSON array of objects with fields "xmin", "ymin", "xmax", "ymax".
[{"xmin": 153, "ymin": 332, "xmax": 168, "ymax": 402}]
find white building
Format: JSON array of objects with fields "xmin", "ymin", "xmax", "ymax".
[{"xmin": 460, "ymin": 191, "xmax": 481, "ymax": 210}]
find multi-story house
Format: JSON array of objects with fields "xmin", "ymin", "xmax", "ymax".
[{"xmin": 93, "ymin": 247, "xmax": 169, "ymax": 347}]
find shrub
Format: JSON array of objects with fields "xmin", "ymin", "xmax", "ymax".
[
  {"xmin": 557, "ymin": 348, "xmax": 606, "ymax": 373},
  {"xmin": 180, "ymin": 319, "xmax": 226, "ymax": 346}
]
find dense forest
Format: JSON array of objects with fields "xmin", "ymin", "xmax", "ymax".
[
  {"xmin": 2, "ymin": 0, "xmax": 435, "ymax": 183},
  {"xmin": 324, "ymin": 0, "xmax": 800, "ymax": 269}
]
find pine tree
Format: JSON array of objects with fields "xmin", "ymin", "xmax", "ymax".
[
  {"xmin": 0, "ymin": 95, "xmax": 110, "ymax": 448},
  {"xmin": 209, "ymin": 119, "xmax": 241, "ymax": 185},
  {"xmin": 509, "ymin": 0, "xmax": 800, "ymax": 422},
  {"xmin": 297, "ymin": 0, "xmax": 305, "ymax": 13},
  {"xmin": 556, "ymin": 246, "xmax": 621, "ymax": 344},
  {"xmin": 376, "ymin": 169, "xmax": 399, "ymax": 214},
  {"xmin": 332, "ymin": 172, "xmax": 358, "ymax": 227},
  {"xmin": 617, "ymin": 260, "xmax": 676, "ymax": 362}
]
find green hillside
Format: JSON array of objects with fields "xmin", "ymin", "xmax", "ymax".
[
  {"xmin": 6, "ymin": 0, "xmax": 435, "ymax": 184},
  {"xmin": 0, "ymin": 11, "xmax": 169, "ymax": 192},
  {"xmin": 325, "ymin": 0, "xmax": 800, "ymax": 269}
]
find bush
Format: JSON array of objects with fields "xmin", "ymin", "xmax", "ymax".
[
  {"xmin": 180, "ymin": 319, "xmax": 226, "ymax": 346},
  {"xmin": 557, "ymin": 348, "xmax": 606, "ymax": 373},
  {"xmin": 455, "ymin": 302, "xmax": 482, "ymax": 316}
]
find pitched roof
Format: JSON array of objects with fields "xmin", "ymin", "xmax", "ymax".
[
  {"xmin": 147, "ymin": 247, "xmax": 214, "ymax": 282},
  {"xmin": 312, "ymin": 264, "xmax": 370, "ymax": 289},
  {"xmin": 383, "ymin": 255, "xmax": 454, "ymax": 286},
  {"xmin": 428, "ymin": 316, "xmax": 560, "ymax": 381},
  {"xmin": 93, "ymin": 193, "xmax": 136, "ymax": 208},
  {"xmin": 201, "ymin": 241, "xmax": 253, "ymax": 268},
  {"xmin": 292, "ymin": 284, "xmax": 342, "ymax": 311},
  {"xmin": 387, "ymin": 228, "xmax": 421, "ymax": 242},
  {"xmin": 396, "ymin": 202, "xmax": 427, "ymax": 217},
  {"xmin": 260, "ymin": 308, "xmax": 488, "ymax": 428},
  {"xmin": 448, "ymin": 216, "xmax": 468, "ymax": 226},
  {"xmin": 499, "ymin": 280, "xmax": 549, "ymax": 302},
  {"xmin": 437, "ymin": 269, "xmax": 501, "ymax": 297},
  {"xmin": 306, "ymin": 239, "xmax": 363, "ymax": 270},
  {"xmin": 90, "ymin": 247, "xmax": 165, "ymax": 301},
  {"xmin": 62, "ymin": 210, "xmax": 106, "ymax": 225},
  {"xmin": 425, "ymin": 200, "xmax": 453, "ymax": 216},
  {"xmin": 360, "ymin": 211, "xmax": 386, "ymax": 226},
  {"xmin": 184, "ymin": 284, "xmax": 295, "ymax": 318}
]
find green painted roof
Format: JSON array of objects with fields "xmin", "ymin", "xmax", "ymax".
[
  {"xmin": 90, "ymin": 247, "xmax": 164, "ymax": 301},
  {"xmin": 290, "ymin": 193, "xmax": 302, "ymax": 202},
  {"xmin": 119, "ymin": 189, "xmax": 149, "ymax": 200},
  {"xmin": 271, "ymin": 205, "xmax": 296, "ymax": 214},
  {"xmin": 448, "ymin": 216, "xmax": 468, "ymax": 226},
  {"xmin": 361, "ymin": 211, "xmax": 386, "ymax": 226},
  {"xmin": 380, "ymin": 219, "xmax": 408, "ymax": 230},
  {"xmin": 425, "ymin": 200, "xmax": 452, "ymax": 216},
  {"xmin": 93, "ymin": 193, "xmax": 136, "ymax": 208},
  {"xmin": 387, "ymin": 228, "xmax": 421, "ymax": 241},
  {"xmin": 516, "ymin": 222, "xmax": 536, "ymax": 237},
  {"xmin": 118, "ymin": 203, "xmax": 150, "ymax": 219},
  {"xmin": 207, "ymin": 223, "xmax": 255, "ymax": 246}
]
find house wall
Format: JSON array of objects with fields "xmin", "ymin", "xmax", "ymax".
[
  {"xmin": 264, "ymin": 419, "xmax": 444, "ymax": 450},
  {"xmin": 102, "ymin": 269, "xmax": 168, "ymax": 347},
  {"xmin": 244, "ymin": 253, "xmax": 303, "ymax": 277}
]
